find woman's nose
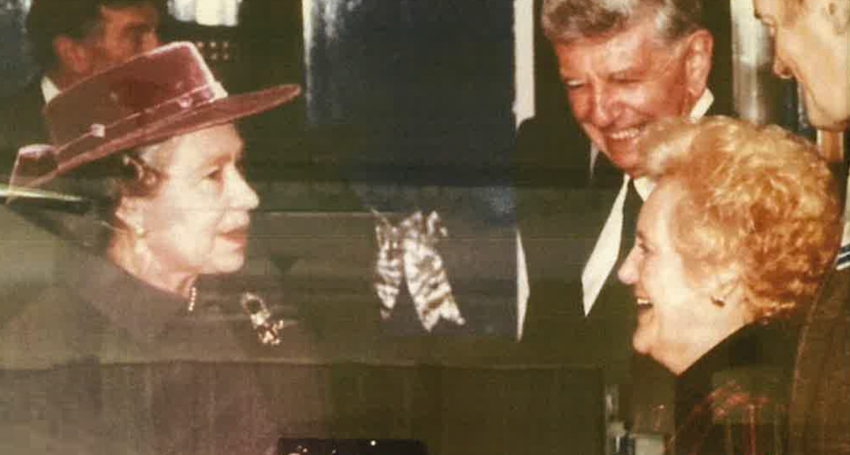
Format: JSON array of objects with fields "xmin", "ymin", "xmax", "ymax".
[{"xmin": 229, "ymin": 171, "xmax": 260, "ymax": 210}]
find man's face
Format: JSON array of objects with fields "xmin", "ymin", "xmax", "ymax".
[
  {"xmin": 554, "ymin": 19, "xmax": 706, "ymax": 176},
  {"xmin": 754, "ymin": 0, "xmax": 850, "ymax": 131},
  {"xmin": 80, "ymin": 2, "xmax": 162, "ymax": 75}
]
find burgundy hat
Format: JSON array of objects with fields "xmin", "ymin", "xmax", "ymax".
[{"xmin": 11, "ymin": 42, "xmax": 301, "ymax": 188}]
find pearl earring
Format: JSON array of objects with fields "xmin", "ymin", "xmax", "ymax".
[
  {"xmin": 132, "ymin": 224, "xmax": 147, "ymax": 255},
  {"xmin": 133, "ymin": 224, "xmax": 146, "ymax": 238}
]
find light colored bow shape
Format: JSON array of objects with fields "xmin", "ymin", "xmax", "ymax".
[{"xmin": 373, "ymin": 210, "xmax": 465, "ymax": 332}]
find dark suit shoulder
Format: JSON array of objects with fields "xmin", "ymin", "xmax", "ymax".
[
  {"xmin": 515, "ymin": 115, "xmax": 590, "ymax": 188},
  {"xmin": 0, "ymin": 79, "xmax": 48, "ymax": 167},
  {"xmin": 0, "ymin": 79, "xmax": 44, "ymax": 120},
  {"xmin": 789, "ymin": 267, "xmax": 850, "ymax": 455}
]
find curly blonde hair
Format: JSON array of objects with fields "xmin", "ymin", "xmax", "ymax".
[{"xmin": 636, "ymin": 116, "xmax": 841, "ymax": 320}]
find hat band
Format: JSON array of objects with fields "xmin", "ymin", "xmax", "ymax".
[
  {"xmin": 12, "ymin": 82, "xmax": 228, "ymax": 188},
  {"xmin": 56, "ymin": 82, "xmax": 227, "ymax": 167}
]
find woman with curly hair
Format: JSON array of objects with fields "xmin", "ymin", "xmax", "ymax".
[{"xmin": 618, "ymin": 116, "xmax": 842, "ymax": 454}]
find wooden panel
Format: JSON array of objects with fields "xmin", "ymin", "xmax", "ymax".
[{"xmin": 0, "ymin": 361, "xmax": 603, "ymax": 455}]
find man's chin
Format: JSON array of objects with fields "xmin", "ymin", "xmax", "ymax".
[
  {"xmin": 804, "ymin": 96, "xmax": 850, "ymax": 132},
  {"xmin": 587, "ymin": 133, "xmax": 639, "ymax": 171},
  {"xmin": 606, "ymin": 149, "xmax": 639, "ymax": 176},
  {"xmin": 813, "ymin": 117, "xmax": 850, "ymax": 133},
  {"xmin": 807, "ymin": 113, "xmax": 849, "ymax": 132}
]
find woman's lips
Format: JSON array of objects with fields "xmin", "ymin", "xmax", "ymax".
[{"xmin": 220, "ymin": 226, "xmax": 250, "ymax": 245}]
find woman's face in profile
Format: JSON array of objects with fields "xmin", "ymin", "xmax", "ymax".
[
  {"xmin": 125, "ymin": 123, "xmax": 259, "ymax": 278},
  {"xmin": 618, "ymin": 180, "xmax": 742, "ymax": 374}
]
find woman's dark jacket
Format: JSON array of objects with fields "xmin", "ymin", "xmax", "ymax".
[
  {"xmin": 670, "ymin": 322, "xmax": 798, "ymax": 455},
  {"xmin": 0, "ymin": 241, "xmax": 327, "ymax": 455}
]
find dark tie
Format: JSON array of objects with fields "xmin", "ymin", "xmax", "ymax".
[
  {"xmin": 580, "ymin": 179, "xmax": 644, "ymax": 388},
  {"xmin": 593, "ymin": 153, "xmax": 624, "ymax": 189},
  {"xmin": 618, "ymin": 180, "xmax": 642, "ymax": 265}
]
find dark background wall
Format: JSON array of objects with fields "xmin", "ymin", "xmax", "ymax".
[{"xmin": 0, "ymin": 0, "xmax": 36, "ymax": 98}]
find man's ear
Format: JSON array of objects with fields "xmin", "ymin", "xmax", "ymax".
[
  {"xmin": 825, "ymin": 0, "xmax": 850, "ymax": 34},
  {"xmin": 52, "ymin": 35, "xmax": 94, "ymax": 76},
  {"xmin": 681, "ymin": 29, "xmax": 714, "ymax": 103}
]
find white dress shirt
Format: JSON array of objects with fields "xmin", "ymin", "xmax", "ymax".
[
  {"xmin": 40, "ymin": 75, "xmax": 61, "ymax": 104},
  {"xmin": 837, "ymin": 174, "xmax": 850, "ymax": 270}
]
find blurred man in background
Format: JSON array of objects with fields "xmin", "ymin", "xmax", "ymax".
[
  {"xmin": 0, "ymin": 0, "xmax": 163, "ymax": 161},
  {"xmin": 753, "ymin": 0, "xmax": 850, "ymax": 453}
]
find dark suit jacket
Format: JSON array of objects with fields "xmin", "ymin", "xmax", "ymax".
[
  {"xmin": 0, "ymin": 78, "xmax": 48, "ymax": 174},
  {"xmin": 516, "ymin": 95, "xmax": 730, "ymax": 385},
  {"xmin": 516, "ymin": 115, "xmax": 636, "ymax": 386},
  {"xmin": 788, "ymin": 266, "xmax": 850, "ymax": 455}
]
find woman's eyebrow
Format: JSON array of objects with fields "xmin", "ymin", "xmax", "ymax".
[{"xmin": 207, "ymin": 144, "xmax": 245, "ymax": 168}]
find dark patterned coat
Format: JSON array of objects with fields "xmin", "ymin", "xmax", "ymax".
[
  {"xmin": 788, "ymin": 267, "xmax": 850, "ymax": 455},
  {"xmin": 670, "ymin": 322, "xmax": 797, "ymax": 455}
]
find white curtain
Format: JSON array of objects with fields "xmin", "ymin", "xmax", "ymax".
[{"xmin": 169, "ymin": 0, "xmax": 242, "ymax": 26}]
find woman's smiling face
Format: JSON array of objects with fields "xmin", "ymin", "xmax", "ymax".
[{"xmin": 618, "ymin": 179, "xmax": 749, "ymax": 374}]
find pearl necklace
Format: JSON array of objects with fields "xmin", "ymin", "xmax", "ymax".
[{"xmin": 187, "ymin": 286, "xmax": 198, "ymax": 312}]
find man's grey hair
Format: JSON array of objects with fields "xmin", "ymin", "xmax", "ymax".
[{"xmin": 541, "ymin": 0, "xmax": 704, "ymax": 44}]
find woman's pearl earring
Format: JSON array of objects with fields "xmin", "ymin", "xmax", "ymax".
[{"xmin": 132, "ymin": 224, "xmax": 147, "ymax": 255}]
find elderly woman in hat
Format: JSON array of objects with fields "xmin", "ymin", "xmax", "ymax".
[
  {"xmin": 0, "ymin": 43, "xmax": 311, "ymax": 455},
  {"xmin": 618, "ymin": 116, "xmax": 841, "ymax": 454}
]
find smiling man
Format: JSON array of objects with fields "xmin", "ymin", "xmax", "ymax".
[
  {"xmin": 519, "ymin": 0, "xmax": 716, "ymax": 389},
  {"xmin": 754, "ymin": 0, "xmax": 850, "ymax": 132},
  {"xmin": 549, "ymin": 8, "xmax": 713, "ymax": 176},
  {"xmin": 751, "ymin": 0, "xmax": 850, "ymax": 453}
]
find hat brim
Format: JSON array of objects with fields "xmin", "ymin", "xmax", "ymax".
[{"xmin": 26, "ymin": 84, "xmax": 301, "ymax": 188}]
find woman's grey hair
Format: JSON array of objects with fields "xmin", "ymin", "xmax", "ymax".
[
  {"xmin": 81, "ymin": 140, "xmax": 169, "ymax": 249},
  {"xmin": 30, "ymin": 139, "xmax": 171, "ymax": 251},
  {"xmin": 109, "ymin": 141, "xmax": 168, "ymax": 200},
  {"xmin": 541, "ymin": 0, "xmax": 704, "ymax": 44}
]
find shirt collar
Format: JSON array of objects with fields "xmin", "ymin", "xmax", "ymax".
[
  {"xmin": 40, "ymin": 75, "xmax": 61, "ymax": 103},
  {"xmin": 689, "ymin": 88, "xmax": 714, "ymax": 120}
]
